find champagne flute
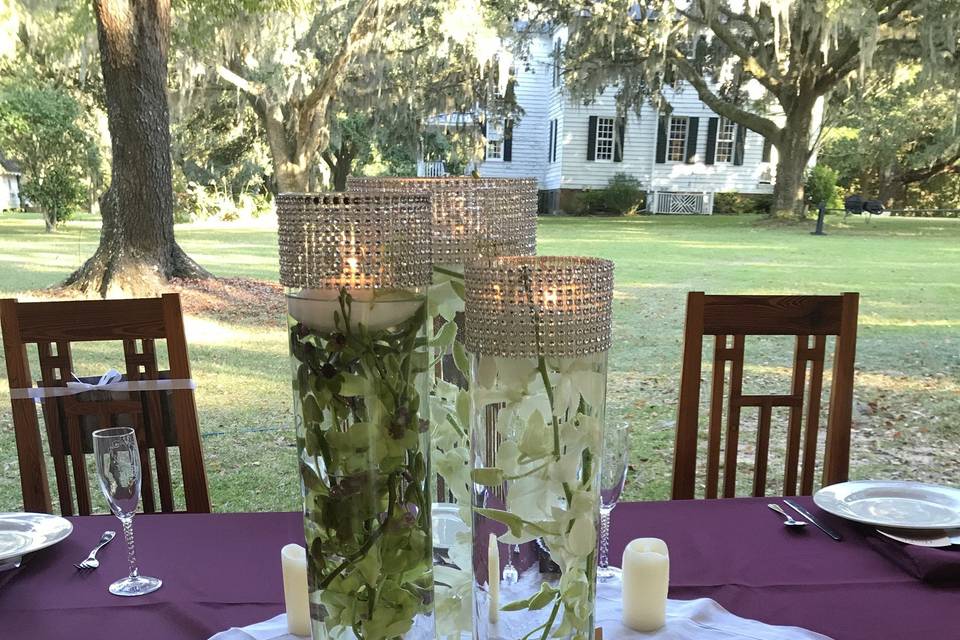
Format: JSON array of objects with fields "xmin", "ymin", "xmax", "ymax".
[
  {"xmin": 93, "ymin": 427, "xmax": 162, "ymax": 597},
  {"xmin": 598, "ymin": 422, "xmax": 630, "ymax": 582}
]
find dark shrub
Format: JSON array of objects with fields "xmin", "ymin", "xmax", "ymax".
[
  {"xmin": 567, "ymin": 173, "xmax": 646, "ymax": 215},
  {"xmin": 712, "ymin": 192, "xmax": 773, "ymax": 215}
]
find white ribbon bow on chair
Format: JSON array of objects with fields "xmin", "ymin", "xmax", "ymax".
[
  {"xmin": 65, "ymin": 368, "xmax": 125, "ymax": 393},
  {"xmin": 9, "ymin": 368, "xmax": 197, "ymax": 401}
]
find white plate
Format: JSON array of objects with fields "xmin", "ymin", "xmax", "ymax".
[
  {"xmin": 814, "ymin": 481, "xmax": 960, "ymax": 530},
  {"xmin": 0, "ymin": 512, "xmax": 74, "ymax": 562}
]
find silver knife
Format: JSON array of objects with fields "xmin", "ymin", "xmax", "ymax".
[{"xmin": 784, "ymin": 499, "xmax": 842, "ymax": 541}]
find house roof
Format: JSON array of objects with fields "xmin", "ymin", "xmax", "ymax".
[{"xmin": 0, "ymin": 156, "xmax": 22, "ymax": 175}]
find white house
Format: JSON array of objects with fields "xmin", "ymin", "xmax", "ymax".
[
  {"xmin": 0, "ymin": 156, "xmax": 22, "ymax": 211},
  {"xmin": 424, "ymin": 27, "xmax": 779, "ymax": 214}
]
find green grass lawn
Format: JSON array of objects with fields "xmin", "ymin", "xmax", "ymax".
[{"xmin": 1, "ymin": 211, "xmax": 958, "ymax": 512}]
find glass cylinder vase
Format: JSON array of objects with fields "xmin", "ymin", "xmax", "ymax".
[
  {"xmin": 464, "ymin": 257, "xmax": 615, "ymax": 640},
  {"xmin": 347, "ymin": 177, "xmax": 539, "ymax": 639},
  {"xmin": 277, "ymin": 193, "xmax": 436, "ymax": 640}
]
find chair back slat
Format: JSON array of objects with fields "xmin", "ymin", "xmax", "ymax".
[
  {"xmin": 801, "ymin": 336, "xmax": 828, "ymax": 494},
  {"xmin": 1, "ymin": 294, "xmax": 210, "ymax": 515},
  {"xmin": 672, "ymin": 292, "xmax": 859, "ymax": 500},
  {"xmin": 15, "ymin": 298, "xmax": 167, "ymax": 342},
  {"xmin": 783, "ymin": 337, "xmax": 810, "ymax": 496},
  {"xmin": 703, "ymin": 336, "xmax": 727, "ymax": 499},
  {"xmin": 702, "ymin": 295, "xmax": 844, "ymax": 336},
  {"xmin": 123, "ymin": 338, "xmax": 175, "ymax": 513},
  {"xmin": 65, "ymin": 411, "xmax": 92, "ymax": 514},
  {"xmin": 753, "ymin": 400, "xmax": 774, "ymax": 496},
  {"xmin": 161, "ymin": 294, "xmax": 210, "ymax": 513},
  {"xmin": 721, "ymin": 334, "xmax": 745, "ymax": 498},
  {"xmin": 823, "ymin": 295, "xmax": 860, "ymax": 486}
]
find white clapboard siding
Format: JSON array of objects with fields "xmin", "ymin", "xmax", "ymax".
[
  {"xmin": 475, "ymin": 30, "xmax": 777, "ymax": 196},
  {"xmin": 543, "ymin": 28, "xmax": 567, "ymax": 190},
  {"xmin": 648, "ymin": 86, "xmax": 773, "ymax": 195},
  {"xmin": 559, "ymin": 95, "xmax": 657, "ymax": 189},
  {"xmin": 479, "ymin": 35, "xmax": 553, "ymax": 183}
]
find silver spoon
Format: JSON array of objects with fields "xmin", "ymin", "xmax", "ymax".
[{"xmin": 768, "ymin": 503, "xmax": 807, "ymax": 527}]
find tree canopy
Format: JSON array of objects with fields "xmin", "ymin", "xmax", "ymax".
[
  {"xmin": 0, "ymin": 80, "xmax": 101, "ymax": 229},
  {"xmin": 512, "ymin": 0, "xmax": 960, "ymax": 217},
  {"xmin": 176, "ymin": 0, "xmax": 510, "ymax": 192},
  {"xmin": 822, "ymin": 66, "xmax": 960, "ymax": 207}
]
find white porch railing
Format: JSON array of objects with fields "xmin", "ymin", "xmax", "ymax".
[
  {"xmin": 648, "ymin": 191, "xmax": 713, "ymax": 215},
  {"xmin": 417, "ymin": 160, "xmax": 448, "ymax": 177}
]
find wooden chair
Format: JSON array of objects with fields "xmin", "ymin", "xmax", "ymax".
[
  {"xmin": 672, "ymin": 292, "xmax": 859, "ymax": 500},
  {"xmin": 1, "ymin": 293, "xmax": 210, "ymax": 515}
]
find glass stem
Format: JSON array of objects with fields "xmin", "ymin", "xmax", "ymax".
[
  {"xmin": 599, "ymin": 508, "xmax": 611, "ymax": 570},
  {"xmin": 121, "ymin": 516, "xmax": 139, "ymax": 579}
]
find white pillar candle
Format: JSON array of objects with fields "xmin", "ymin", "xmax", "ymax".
[
  {"xmin": 621, "ymin": 538, "xmax": 669, "ymax": 632},
  {"xmin": 488, "ymin": 532, "xmax": 500, "ymax": 623},
  {"xmin": 281, "ymin": 543, "xmax": 310, "ymax": 636}
]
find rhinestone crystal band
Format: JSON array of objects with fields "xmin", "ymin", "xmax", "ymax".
[
  {"xmin": 464, "ymin": 256, "xmax": 614, "ymax": 357},
  {"xmin": 276, "ymin": 193, "xmax": 433, "ymax": 289},
  {"xmin": 348, "ymin": 177, "xmax": 537, "ymax": 264}
]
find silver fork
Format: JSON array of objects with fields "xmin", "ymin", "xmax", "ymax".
[{"xmin": 74, "ymin": 531, "xmax": 116, "ymax": 570}]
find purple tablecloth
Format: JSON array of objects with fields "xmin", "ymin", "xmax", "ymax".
[{"xmin": 1, "ymin": 497, "xmax": 958, "ymax": 639}]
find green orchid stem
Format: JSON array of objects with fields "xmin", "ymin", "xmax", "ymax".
[
  {"xmin": 536, "ymin": 356, "xmax": 562, "ymax": 460},
  {"xmin": 316, "ymin": 473, "xmax": 397, "ymax": 591},
  {"xmin": 538, "ymin": 597, "xmax": 562, "ymax": 640},
  {"xmin": 537, "ymin": 355, "xmax": 575, "ymax": 507}
]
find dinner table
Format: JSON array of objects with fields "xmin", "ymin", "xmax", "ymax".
[{"xmin": 1, "ymin": 496, "xmax": 958, "ymax": 639}]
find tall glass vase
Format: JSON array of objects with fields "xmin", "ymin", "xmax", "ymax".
[
  {"xmin": 464, "ymin": 257, "xmax": 615, "ymax": 640},
  {"xmin": 347, "ymin": 177, "xmax": 539, "ymax": 639},
  {"xmin": 278, "ymin": 193, "xmax": 436, "ymax": 640}
]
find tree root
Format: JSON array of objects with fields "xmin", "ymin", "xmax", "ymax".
[{"xmin": 63, "ymin": 241, "xmax": 212, "ymax": 298}]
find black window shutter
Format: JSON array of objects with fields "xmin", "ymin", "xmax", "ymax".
[
  {"xmin": 704, "ymin": 117, "xmax": 718, "ymax": 165},
  {"xmin": 762, "ymin": 137, "xmax": 772, "ymax": 162},
  {"xmin": 548, "ymin": 121, "xmax": 553, "ymax": 162},
  {"xmin": 587, "ymin": 116, "xmax": 598, "ymax": 161},
  {"xmin": 733, "ymin": 123, "xmax": 747, "ymax": 165},
  {"xmin": 503, "ymin": 119, "xmax": 513, "ymax": 162},
  {"xmin": 551, "ymin": 119, "xmax": 560, "ymax": 162},
  {"xmin": 614, "ymin": 117, "xmax": 626, "ymax": 162},
  {"xmin": 481, "ymin": 119, "xmax": 487, "ymax": 161},
  {"xmin": 655, "ymin": 116, "xmax": 667, "ymax": 163},
  {"xmin": 685, "ymin": 117, "xmax": 699, "ymax": 164}
]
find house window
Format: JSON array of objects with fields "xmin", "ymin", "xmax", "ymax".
[
  {"xmin": 714, "ymin": 118, "xmax": 736, "ymax": 163},
  {"xmin": 486, "ymin": 121, "xmax": 503, "ymax": 161},
  {"xmin": 667, "ymin": 117, "xmax": 688, "ymax": 162},
  {"xmin": 595, "ymin": 117, "xmax": 615, "ymax": 161}
]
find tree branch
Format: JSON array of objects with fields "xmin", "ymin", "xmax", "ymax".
[
  {"xmin": 300, "ymin": 0, "xmax": 382, "ymax": 116},
  {"xmin": 295, "ymin": 0, "xmax": 385, "ymax": 160},
  {"xmin": 878, "ymin": 0, "xmax": 918, "ymax": 24},
  {"xmin": 896, "ymin": 152, "xmax": 960, "ymax": 184},
  {"xmin": 814, "ymin": 40, "xmax": 860, "ymax": 93},
  {"xmin": 215, "ymin": 65, "xmax": 262, "ymax": 96},
  {"xmin": 671, "ymin": 50, "xmax": 782, "ymax": 142},
  {"xmin": 681, "ymin": 7, "xmax": 784, "ymax": 98}
]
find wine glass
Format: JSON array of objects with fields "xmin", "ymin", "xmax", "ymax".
[
  {"xmin": 92, "ymin": 427, "xmax": 162, "ymax": 597},
  {"xmin": 598, "ymin": 422, "xmax": 630, "ymax": 582}
]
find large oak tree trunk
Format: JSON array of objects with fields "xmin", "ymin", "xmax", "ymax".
[
  {"xmin": 771, "ymin": 108, "xmax": 815, "ymax": 219},
  {"xmin": 66, "ymin": 0, "xmax": 209, "ymax": 297}
]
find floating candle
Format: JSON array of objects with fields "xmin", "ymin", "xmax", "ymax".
[{"xmin": 287, "ymin": 288, "xmax": 423, "ymax": 333}]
